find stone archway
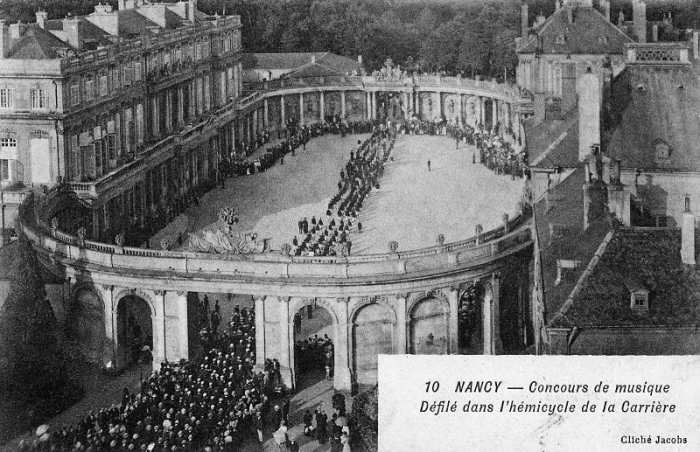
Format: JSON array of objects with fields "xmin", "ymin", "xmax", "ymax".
[
  {"xmin": 289, "ymin": 298, "xmax": 338, "ymax": 391},
  {"xmin": 352, "ymin": 301, "xmax": 396, "ymax": 386},
  {"xmin": 116, "ymin": 294, "xmax": 153, "ymax": 368},
  {"xmin": 409, "ymin": 296, "xmax": 449, "ymax": 354},
  {"xmin": 66, "ymin": 286, "xmax": 106, "ymax": 364},
  {"xmin": 458, "ymin": 282, "xmax": 484, "ymax": 355}
]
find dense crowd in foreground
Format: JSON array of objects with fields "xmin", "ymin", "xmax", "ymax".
[{"xmin": 18, "ymin": 303, "xmax": 350, "ymax": 452}]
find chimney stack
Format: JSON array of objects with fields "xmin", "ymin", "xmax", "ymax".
[
  {"xmin": 358, "ymin": 55, "xmax": 363, "ymax": 65},
  {"xmin": 521, "ymin": 1, "xmax": 529, "ymax": 40},
  {"xmin": 0, "ymin": 20, "xmax": 9, "ymax": 59},
  {"xmin": 652, "ymin": 24, "xmax": 658, "ymax": 42},
  {"xmin": 681, "ymin": 195, "xmax": 696, "ymax": 265},
  {"xmin": 560, "ymin": 60, "xmax": 577, "ymax": 113},
  {"xmin": 583, "ymin": 155, "xmax": 607, "ymax": 231},
  {"xmin": 607, "ymin": 159, "xmax": 631, "ymax": 226},
  {"xmin": 118, "ymin": 0, "xmax": 125, "ymax": 10},
  {"xmin": 633, "ymin": 0, "xmax": 647, "ymax": 43},
  {"xmin": 577, "ymin": 68, "xmax": 601, "ymax": 162},
  {"xmin": 63, "ymin": 16, "xmax": 82, "ymax": 51},
  {"xmin": 693, "ymin": 32, "xmax": 699, "ymax": 60},
  {"xmin": 618, "ymin": 10, "xmax": 625, "ymax": 27},
  {"xmin": 600, "ymin": 0, "xmax": 610, "ymax": 22},
  {"xmin": 36, "ymin": 10, "xmax": 48, "ymax": 29},
  {"xmin": 311, "ymin": 54, "xmax": 316, "ymax": 64},
  {"xmin": 555, "ymin": 1, "xmax": 561, "ymax": 11},
  {"xmin": 567, "ymin": 6, "xmax": 574, "ymax": 25}
]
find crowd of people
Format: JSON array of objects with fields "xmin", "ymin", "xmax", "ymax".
[
  {"xmin": 20, "ymin": 298, "xmax": 349, "ymax": 452},
  {"xmin": 294, "ymin": 333, "xmax": 334, "ymax": 381},
  {"xmin": 289, "ymin": 125, "xmax": 395, "ymax": 257}
]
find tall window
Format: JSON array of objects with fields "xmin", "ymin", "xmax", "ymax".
[
  {"xmin": 85, "ymin": 78, "xmax": 94, "ymax": 101},
  {"xmin": 134, "ymin": 61, "xmax": 142, "ymax": 81},
  {"xmin": 30, "ymin": 88, "xmax": 47, "ymax": 109},
  {"xmin": 70, "ymin": 84, "xmax": 80, "ymax": 106},
  {"xmin": 111, "ymin": 66, "xmax": 120, "ymax": 90},
  {"xmin": 99, "ymin": 75, "xmax": 109, "ymax": 97},
  {"xmin": 0, "ymin": 138, "xmax": 18, "ymax": 181},
  {"xmin": 0, "ymin": 88, "xmax": 13, "ymax": 109},
  {"xmin": 0, "ymin": 159, "xmax": 8, "ymax": 181},
  {"xmin": 123, "ymin": 64, "xmax": 132, "ymax": 86}
]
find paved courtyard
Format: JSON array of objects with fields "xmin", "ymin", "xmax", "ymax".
[{"xmin": 163, "ymin": 133, "xmax": 523, "ymax": 255}]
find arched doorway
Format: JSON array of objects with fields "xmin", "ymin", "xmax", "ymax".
[
  {"xmin": 352, "ymin": 303, "xmax": 394, "ymax": 386},
  {"xmin": 410, "ymin": 297, "xmax": 448, "ymax": 354},
  {"xmin": 66, "ymin": 287, "xmax": 106, "ymax": 364},
  {"xmin": 378, "ymin": 92, "xmax": 404, "ymax": 121},
  {"xmin": 116, "ymin": 295, "xmax": 153, "ymax": 368},
  {"xmin": 292, "ymin": 302, "xmax": 334, "ymax": 391},
  {"xmin": 458, "ymin": 283, "xmax": 484, "ymax": 354}
]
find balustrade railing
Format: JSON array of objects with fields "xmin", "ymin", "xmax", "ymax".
[{"xmin": 22, "ymin": 192, "xmax": 531, "ymax": 280}]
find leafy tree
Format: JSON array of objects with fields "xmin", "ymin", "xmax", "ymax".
[{"xmin": 0, "ymin": 234, "xmax": 66, "ymax": 396}]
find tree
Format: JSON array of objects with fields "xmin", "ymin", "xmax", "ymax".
[{"xmin": 0, "ymin": 234, "xmax": 66, "ymax": 395}]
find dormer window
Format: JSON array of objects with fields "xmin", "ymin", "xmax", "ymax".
[
  {"xmin": 653, "ymin": 139, "xmax": 671, "ymax": 160},
  {"xmin": 624, "ymin": 277, "xmax": 649, "ymax": 313},
  {"xmin": 556, "ymin": 34, "xmax": 567, "ymax": 45}
]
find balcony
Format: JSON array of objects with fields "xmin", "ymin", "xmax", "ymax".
[{"xmin": 625, "ymin": 43, "xmax": 691, "ymax": 65}]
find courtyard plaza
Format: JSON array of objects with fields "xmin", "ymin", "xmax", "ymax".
[{"xmin": 153, "ymin": 133, "xmax": 524, "ymax": 255}]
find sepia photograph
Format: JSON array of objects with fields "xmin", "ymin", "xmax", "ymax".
[{"xmin": 0, "ymin": 0, "xmax": 698, "ymax": 450}]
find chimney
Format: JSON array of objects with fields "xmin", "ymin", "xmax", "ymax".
[
  {"xmin": 560, "ymin": 60, "xmax": 577, "ymax": 113},
  {"xmin": 567, "ymin": 6, "xmax": 573, "ymax": 25},
  {"xmin": 583, "ymin": 155, "xmax": 607, "ymax": 231},
  {"xmin": 600, "ymin": 0, "xmax": 610, "ymax": 22},
  {"xmin": 188, "ymin": 0, "xmax": 198, "ymax": 21},
  {"xmin": 633, "ymin": 0, "xmax": 647, "ymax": 43},
  {"xmin": 607, "ymin": 159, "xmax": 631, "ymax": 226},
  {"xmin": 118, "ymin": 0, "xmax": 125, "ymax": 10},
  {"xmin": 555, "ymin": 0, "xmax": 561, "ymax": 11},
  {"xmin": 681, "ymin": 195, "xmax": 695, "ymax": 265},
  {"xmin": 693, "ymin": 32, "xmax": 699, "ymax": 60},
  {"xmin": 86, "ymin": 3, "xmax": 119, "ymax": 36},
  {"xmin": 0, "ymin": 20, "xmax": 9, "ymax": 59},
  {"xmin": 577, "ymin": 68, "xmax": 601, "ymax": 162},
  {"xmin": 357, "ymin": 55, "xmax": 363, "ymax": 65},
  {"xmin": 36, "ymin": 10, "xmax": 48, "ymax": 29},
  {"xmin": 618, "ymin": 10, "xmax": 625, "ymax": 27},
  {"xmin": 311, "ymin": 54, "xmax": 316, "ymax": 64},
  {"xmin": 652, "ymin": 24, "xmax": 658, "ymax": 42},
  {"xmin": 9, "ymin": 22, "xmax": 28, "ymax": 40},
  {"xmin": 521, "ymin": 1, "xmax": 529, "ymax": 40},
  {"xmin": 63, "ymin": 16, "xmax": 82, "ymax": 51}
]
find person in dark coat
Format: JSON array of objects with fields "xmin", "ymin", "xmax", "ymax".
[
  {"xmin": 271, "ymin": 405, "xmax": 283, "ymax": 430},
  {"xmin": 303, "ymin": 410, "xmax": 313, "ymax": 436}
]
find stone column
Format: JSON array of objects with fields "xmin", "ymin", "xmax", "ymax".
[
  {"xmin": 366, "ymin": 92, "xmax": 371, "ymax": 119},
  {"xmin": 435, "ymin": 92, "xmax": 442, "ymax": 121},
  {"xmin": 447, "ymin": 286, "xmax": 459, "ymax": 354},
  {"xmin": 189, "ymin": 80, "xmax": 196, "ymax": 119},
  {"xmin": 403, "ymin": 92, "xmax": 409, "ymax": 118},
  {"xmin": 334, "ymin": 297, "xmax": 352, "ymax": 391},
  {"xmin": 483, "ymin": 274, "xmax": 502, "ymax": 355},
  {"xmin": 278, "ymin": 296, "xmax": 294, "ymax": 389},
  {"xmin": 515, "ymin": 112, "xmax": 521, "ymax": 141},
  {"xmin": 252, "ymin": 110, "xmax": 258, "ymax": 138},
  {"xmin": 100, "ymin": 284, "xmax": 116, "ymax": 366},
  {"xmin": 478, "ymin": 96, "xmax": 485, "ymax": 126},
  {"xmin": 280, "ymin": 96, "xmax": 286, "ymax": 127},
  {"xmin": 320, "ymin": 91, "xmax": 325, "ymax": 123},
  {"xmin": 254, "ymin": 295, "xmax": 266, "ymax": 371},
  {"xmin": 299, "ymin": 93, "xmax": 305, "ymax": 126},
  {"xmin": 341, "ymin": 91, "xmax": 346, "ymax": 119},
  {"xmin": 166, "ymin": 90, "xmax": 173, "ymax": 131},
  {"xmin": 394, "ymin": 293, "xmax": 408, "ymax": 354},
  {"xmin": 457, "ymin": 94, "xmax": 463, "ymax": 124},
  {"xmin": 178, "ymin": 85, "xmax": 184, "ymax": 126},
  {"xmin": 175, "ymin": 291, "xmax": 189, "ymax": 361},
  {"xmin": 492, "ymin": 98, "xmax": 499, "ymax": 130},
  {"xmin": 504, "ymin": 102, "xmax": 512, "ymax": 131},
  {"xmin": 263, "ymin": 99, "xmax": 269, "ymax": 128},
  {"xmin": 371, "ymin": 91, "xmax": 377, "ymax": 120},
  {"xmin": 152, "ymin": 290, "xmax": 167, "ymax": 370}
]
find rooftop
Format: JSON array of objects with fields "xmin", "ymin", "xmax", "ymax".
[
  {"xmin": 552, "ymin": 227, "xmax": 700, "ymax": 328},
  {"xmin": 518, "ymin": 5, "xmax": 632, "ymax": 55}
]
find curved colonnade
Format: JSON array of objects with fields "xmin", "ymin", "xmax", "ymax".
[{"xmin": 22, "ymin": 77, "xmax": 534, "ymax": 391}]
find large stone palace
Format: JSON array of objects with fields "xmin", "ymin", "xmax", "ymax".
[{"xmin": 3, "ymin": 0, "xmax": 700, "ymax": 393}]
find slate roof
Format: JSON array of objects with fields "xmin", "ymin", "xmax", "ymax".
[
  {"xmin": 534, "ymin": 166, "xmax": 612, "ymax": 321},
  {"xmin": 552, "ymin": 228, "xmax": 700, "ymax": 327},
  {"xmin": 519, "ymin": 6, "xmax": 632, "ymax": 55},
  {"xmin": 7, "ymin": 24, "xmax": 73, "ymax": 59},
  {"xmin": 118, "ymin": 9, "xmax": 161, "ymax": 37},
  {"xmin": 607, "ymin": 63, "xmax": 700, "ymax": 172},
  {"xmin": 526, "ymin": 107, "xmax": 580, "ymax": 169}
]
